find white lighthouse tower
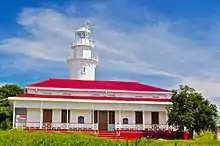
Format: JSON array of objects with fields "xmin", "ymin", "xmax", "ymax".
[{"xmin": 67, "ymin": 22, "xmax": 98, "ymax": 80}]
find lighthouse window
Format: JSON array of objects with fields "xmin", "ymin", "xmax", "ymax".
[
  {"xmin": 81, "ymin": 66, "xmax": 86, "ymax": 74},
  {"xmin": 77, "ymin": 31, "xmax": 85, "ymax": 38}
]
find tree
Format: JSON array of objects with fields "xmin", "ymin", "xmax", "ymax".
[
  {"xmin": 0, "ymin": 84, "xmax": 23, "ymax": 130},
  {"xmin": 167, "ymin": 85, "xmax": 218, "ymax": 139}
]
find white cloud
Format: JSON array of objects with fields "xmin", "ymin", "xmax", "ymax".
[
  {"xmin": 171, "ymin": 76, "xmax": 220, "ymax": 113},
  {"xmin": 172, "ymin": 76, "xmax": 220, "ymax": 99},
  {"xmin": 0, "ymin": 83, "xmax": 9, "ymax": 87},
  {"xmin": 1, "ymin": 4, "xmax": 220, "ymax": 109},
  {"xmin": 0, "ymin": 7, "xmax": 183, "ymax": 78}
]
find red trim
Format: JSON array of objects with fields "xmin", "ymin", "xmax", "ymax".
[
  {"xmin": 26, "ymin": 88, "xmax": 167, "ymax": 94},
  {"xmin": 27, "ymin": 78, "xmax": 171, "ymax": 92},
  {"xmin": 17, "ymin": 94, "xmax": 171, "ymax": 102},
  {"xmin": 24, "ymin": 130, "xmax": 190, "ymax": 140}
]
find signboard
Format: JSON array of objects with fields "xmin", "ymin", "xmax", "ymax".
[
  {"xmin": 16, "ymin": 115, "xmax": 26, "ymax": 120},
  {"xmin": 16, "ymin": 115, "xmax": 27, "ymax": 123}
]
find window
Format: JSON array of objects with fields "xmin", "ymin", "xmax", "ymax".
[
  {"xmin": 135, "ymin": 95, "xmax": 143, "ymax": 97},
  {"xmin": 109, "ymin": 111, "xmax": 115, "ymax": 124},
  {"xmin": 76, "ymin": 31, "xmax": 86, "ymax": 38},
  {"xmin": 78, "ymin": 116, "xmax": 84, "ymax": 123},
  {"xmin": 135, "ymin": 111, "xmax": 143, "ymax": 124},
  {"xmin": 108, "ymin": 94, "xmax": 115, "ymax": 97},
  {"xmin": 123, "ymin": 118, "xmax": 128, "ymax": 124},
  {"xmin": 81, "ymin": 66, "xmax": 86, "ymax": 74},
  {"xmin": 61, "ymin": 109, "xmax": 70, "ymax": 123},
  {"xmin": 63, "ymin": 93, "xmax": 71, "ymax": 96},
  {"xmin": 43, "ymin": 109, "xmax": 52, "ymax": 123},
  {"xmin": 94, "ymin": 111, "xmax": 98, "ymax": 123},
  {"xmin": 43, "ymin": 92, "xmax": 52, "ymax": 95},
  {"xmin": 151, "ymin": 112, "xmax": 159, "ymax": 124},
  {"xmin": 92, "ymin": 93, "xmax": 100, "ymax": 96}
]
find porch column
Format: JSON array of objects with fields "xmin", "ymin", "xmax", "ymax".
[
  {"xmin": 165, "ymin": 111, "xmax": 168, "ymax": 123},
  {"xmin": 12, "ymin": 101, "xmax": 16, "ymax": 128},
  {"xmin": 66, "ymin": 108, "xmax": 69, "ymax": 129},
  {"xmin": 142, "ymin": 105, "xmax": 145, "ymax": 130},
  {"xmin": 165, "ymin": 111, "xmax": 169, "ymax": 129},
  {"xmin": 40, "ymin": 102, "xmax": 43, "ymax": 129},
  {"xmin": 118, "ymin": 104, "xmax": 121, "ymax": 130},
  {"xmin": 92, "ymin": 108, "xmax": 94, "ymax": 130},
  {"xmin": 142, "ymin": 110, "xmax": 145, "ymax": 130}
]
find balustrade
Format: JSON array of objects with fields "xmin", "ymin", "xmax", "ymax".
[
  {"xmin": 115, "ymin": 124, "xmax": 175, "ymax": 131},
  {"xmin": 15, "ymin": 122, "xmax": 99, "ymax": 130},
  {"xmin": 74, "ymin": 39, "xmax": 94, "ymax": 48},
  {"xmin": 16, "ymin": 122, "xmax": 175, "ymax": 131}
]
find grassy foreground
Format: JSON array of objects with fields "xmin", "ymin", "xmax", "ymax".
[{"xmin": 0, "ymin": 129, "xmax": 219, "ymax": 146}]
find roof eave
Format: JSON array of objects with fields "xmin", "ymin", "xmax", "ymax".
[
  {"xmin": 26, "ymin": 86, "xmax": 172, "ymax": 94},
  {"xmin": 8, "ymin": 96, "xmax": 172, "ymax": 105}
]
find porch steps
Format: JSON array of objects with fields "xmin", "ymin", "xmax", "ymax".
[{"xmin": 97, "ymin": 131, "xmax": 123, "ymax": 140}]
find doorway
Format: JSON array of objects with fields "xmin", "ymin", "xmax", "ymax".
[
  {"xmin": 151, "ymin": 112, "xmax": 159, "ymax": 124},
  {"xmin": 98, "ymin": 111, "xmax": 108, "ymax": 131},
  {"xmin": 135, "ymin": 111, "xmax": 143, "ymax": 124},
  {"xmin": 94, "ymin": 111, "xmax": 115, "ymax": 131},
  {"xmin": 43, "ymin": 109, "xmax": 52, "ymax": 123}
]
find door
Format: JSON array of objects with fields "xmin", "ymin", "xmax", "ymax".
[
  {"xmin": 108, "ymin": 111, "xmax": 115, "ymax": 131},
  {"xmin": 135, "ymin": 111, "xmax": 143, "ymax": 124},
  {"xmin": 151, "ymin": 112, "xmax": 159, "ymax": 124},
  {"xmin": 61, "ymin": 109, "xmax": 70, "ymax": 123},
  {"xmin": 98, "ymin": 111, "xmax": 108, "ymax": 131},
  {"xmin": 43, "ymin": 109, "xmax": 52, "ymax": 124}
]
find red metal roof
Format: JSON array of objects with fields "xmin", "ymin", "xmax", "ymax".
[
  {"xmin": 27, "ymin": 78, "xmax": 171, "ymax": 92},
  {"xmin": 17, "ymin": 94, "xmax": 171, "ymax": 102}
]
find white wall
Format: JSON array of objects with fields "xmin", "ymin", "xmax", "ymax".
[
  {"xmin": 25, "ymin": 108, "xmax": 167, "ymax": 125},
  {"xmin": 15, "ymin": 101, "xmax": 168, "ymax": 112},
  {"xmin": 53, "ymin": 109, "xmax": 61, "ymax": 123},
  {"xmin": 27, "ymin": 108, "xmax": 40, "ymax": 122},
  {"xmin": 26, "ymin": 109, "xmax": 92, "ymax": 123},
  {"xmin": 69, "ymin": 60, "xmax": 96, "ymax": 81},
  {"xmin": 115, "ymin": 111, "xmax": 167, "ymax": 125},
  {"xmin": 144, "ymin": 111, "xmax": 151, "ymax": 125},
  {"xmin": 70, "ymin": 110, "xmax": 91, "ymax": 123},
  {"xmin": 120, "ymin": 111, "xmax": 135, "ymax": 124},
  {"xmin": 74, "ymin": 38, "xmax": 93, "ymax": 48},
  {"xmin": 159, "ymin": 111, "xmax": 167, "ymax": 124}
]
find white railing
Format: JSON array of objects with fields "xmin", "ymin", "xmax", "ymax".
[
  {"xmin": 73, "ymin": 39, "xmax": 94, "ymax": 48},
  {"xmin": 115, "ymin": 124, "xmax": 143, "ymax": 130},
  {"xmin": 67, "ymin": 52, "xmax": 98, "ymax": 63},
  {"xmin": 115, "ymin": 124, "xmax": 175, "ymax": 131},
  {"xmin": 91, "ymin": 52, "xmax": 99, "ymax": 62},
  {"xmin": 15, "ymin": 122, "xmax": 99, "ymax": 130},
  {"xmin": 15, "ymin": 122, "xmax": 175, "ymax": 131}
]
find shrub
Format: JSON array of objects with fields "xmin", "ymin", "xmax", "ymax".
[{"xmin": 0, "ymin": 129, "xmax": 219, "ymax": 146}]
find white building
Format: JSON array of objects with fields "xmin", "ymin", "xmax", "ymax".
[{"xmin": 8, "ymin": 22, "xmax": 172, "ymax": 132}]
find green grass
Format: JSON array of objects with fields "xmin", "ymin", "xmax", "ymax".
[{"xmin": 0, "ymin": 129, "xmax": 218, "ymax": 146}]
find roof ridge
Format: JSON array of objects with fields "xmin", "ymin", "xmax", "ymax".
[
  {"xmin": 48, "ymin": 78, "xmax": 139, "ymax": 83},
  {"xmin": 26, "ymin": 78, "xmax": 171, "ymax": 92}
]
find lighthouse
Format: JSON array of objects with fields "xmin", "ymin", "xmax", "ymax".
[{"xmin": 67, "ymin": 22, "xmax": 99, "ymax": 80}]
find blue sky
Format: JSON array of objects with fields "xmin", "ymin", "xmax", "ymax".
[{"xmin": 1, "ymin": 0, "xmax": 220, "ymax": 106}]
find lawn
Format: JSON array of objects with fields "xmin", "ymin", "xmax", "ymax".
[{"xmin": 0, "ymin": 129, "xmax": 219, "ymax": 146}]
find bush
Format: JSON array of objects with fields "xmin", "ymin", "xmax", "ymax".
[{"xmin": 0, "ymin": 129, "xmax": 219, "ymax": 146}]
